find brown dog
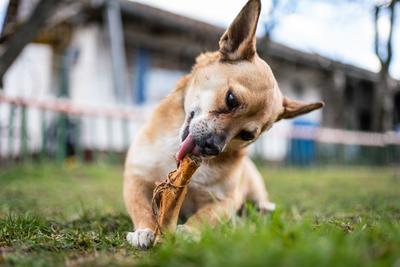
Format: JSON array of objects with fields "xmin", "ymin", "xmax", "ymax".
[{"xmin": 124, "ymin": 0, "xmax": 323, "ymax": 249}]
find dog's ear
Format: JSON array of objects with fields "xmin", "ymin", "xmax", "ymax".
[
  {"xmin": 277, "ymin": 96, "xmax": 324, "ymax": 120},
  {"xmin": 219, "ymin": 0, "xmax": 261, "ymax": 61}
]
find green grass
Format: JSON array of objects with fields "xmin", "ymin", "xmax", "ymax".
[{"xmin": 0, "ymin": 163, "xmax": 399, "ymax": 266}]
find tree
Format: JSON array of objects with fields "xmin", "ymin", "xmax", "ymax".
[
  {"xmin": 373, "ymin": 0, "xmax": 398, "ymax": 131},
  {"xmin": 263, "ymin": 0, "xmax": 298, "ymax": 40},
  {"xmin": 264, "ymin": 0, "xmax": 399, "ymax": 131},
  {"xmin": 0, "ymin": 0, "xmax": 61, "ymax": 86}
]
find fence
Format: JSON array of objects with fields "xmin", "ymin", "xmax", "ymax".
[
  {"xmin": 0, "ymin": 93, "xmax": 148, "ymax": 164},
  {"xmin": 252, "ymin": 124, "xmax": 400, "ymax": 166},
  {"xmin": 1, "ymin": 92, "xmax": 400, "ymax": 167}
]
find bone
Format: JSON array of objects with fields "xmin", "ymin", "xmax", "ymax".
[{"xmin": 151, "ymin": 155, "xmax": 200, "ymax": 243}]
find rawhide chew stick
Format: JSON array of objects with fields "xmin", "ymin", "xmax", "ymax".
[{"xmin": 151, "ymin": 155, "xmax": 200, "ymax": 240}]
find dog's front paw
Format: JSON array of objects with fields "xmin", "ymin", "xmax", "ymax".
[
  {"xmin": 258, "ymin": 202, "xmax": 276, "ymax": 213},
  {"xmin": 126, "ymin": 228, "xmax": 155, "ymax": 249}
]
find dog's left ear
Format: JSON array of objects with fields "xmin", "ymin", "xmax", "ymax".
[
  {"xmin": 219, "ymin": 0, "xmax": 261, "ymax": 61},
  {"xmin": 277, "ymin": 96, "xmax": 324, "ymax": 121}
]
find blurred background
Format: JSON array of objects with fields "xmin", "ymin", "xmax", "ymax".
[{"xmin": 0, "ymin": 0, "xmax": 399, "ymax": 167}]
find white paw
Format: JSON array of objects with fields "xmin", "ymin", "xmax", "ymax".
[
  {"xmin": 259, "ymin": 202, "xmax": 276, "ymax": 212},
  {"xmin": 126, "ymin": 228, "xmax": 155, "ymax": 249}
]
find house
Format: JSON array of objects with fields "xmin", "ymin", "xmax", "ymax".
[{"xmin": 1, "ymin": 0, "xmax": 399, "ymax": 161}]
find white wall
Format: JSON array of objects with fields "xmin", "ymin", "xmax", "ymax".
[
  {"xmin": 69, "ymin": 25, "xmax": 114, "ymax": 107},
  {"xmin": 146, "ymin": 68, "xmax": 186, "ymax": 104},
  {"xmin": 68, "ymin": 25, "xmax": 185, "ymax": 152},
  {"xmin": 1, "ymin": 43, "xmax": 53, "ymax": 157},
  {"xmin": 69, "ymin": 24, "xmax": 120, "ymax": 151}
]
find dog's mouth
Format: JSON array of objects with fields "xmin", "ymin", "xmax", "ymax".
[
  {"xmin": 176, "ymin": 132, "xmax": 198, "ymax": 161},
  {"xmin": 176, "ymin": 127, "xmax": 226, "ymax": 161},
  {"xmin": 176, "ymin": 112, "xmax": 226, "ymax": 161},
  {"xmin": 176, "ymin": 114, "xmax": 200, "ymax": 161}
]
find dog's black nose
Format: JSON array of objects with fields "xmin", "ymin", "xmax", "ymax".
[
  {"xmin": 199, "ymin": 134, "xmax": 225, "ymax": 156},
  {"xmin": 204, "ymin": 136, "xmax": 220, "ymax": 155}
]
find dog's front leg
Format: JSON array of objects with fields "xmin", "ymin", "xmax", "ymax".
[
  {"xmin": 123, "ymin": 175, "xmax": 157, "ymax": 249},
  {"xmin": 178, "ymin": 198, "xmax": 236, "ymax": 237}
]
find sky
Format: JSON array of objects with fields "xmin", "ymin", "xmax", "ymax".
[
  {"xmin": 0, "ymin": 0, "xmax": 9, "ymax": 33},
  {"xmin": 132, "ymin": 0, "xmax": 400, "ymax": 79}
]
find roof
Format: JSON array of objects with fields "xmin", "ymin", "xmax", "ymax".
[
  {"xmin": 119, "ymin": 1, "xmax": 382, "ymax": 82},
  {"xmin": 119, "ymin": 1, "xmax": 223, "ymax": 37}
]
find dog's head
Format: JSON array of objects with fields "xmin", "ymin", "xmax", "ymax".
[{"xmin": 177, "ymin": 0, "xmax": 324, "ymax": 161}]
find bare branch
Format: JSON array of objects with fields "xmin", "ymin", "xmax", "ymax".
[
  {"xmin": 385, "ymin": 0, "xmax": 396, "ymax": 68},
  {"xmin": 374, "ymin": 5, "xmax": 384, "ymax": 66},
  {"xmin": 0, "ymin": 0, "xmax": 61, "ymax": 82}
]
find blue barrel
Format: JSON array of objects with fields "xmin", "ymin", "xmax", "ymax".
[{"xmin": 288, "ymin": 119, "xmax": 319, "ymax": 166}]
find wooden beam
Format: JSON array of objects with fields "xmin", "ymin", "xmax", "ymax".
[
  {"xmin": 119, "ymin": 1, "xmax": 224, "ymax": 38},
  {"xmin": 124, "ymin": 28, "xmax": 217, "ymax": 61},
  {"xmin": 104, "ymin": 0, "xmax": 128, "ymax": 103}
]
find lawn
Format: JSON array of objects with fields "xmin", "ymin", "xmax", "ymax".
[{"xmin": 0, "ymin": 163, "xmax": 399, "ymax": 267}]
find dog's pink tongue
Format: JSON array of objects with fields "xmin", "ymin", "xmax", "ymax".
[{"xmin": 176, "ymin": 133, "xmax": 195, "ymax": 161}]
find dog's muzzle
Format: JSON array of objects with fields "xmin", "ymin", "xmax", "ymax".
[
  {"xmin": 176, "ymin": 131, "xmax": 226, "ymax": 161},
  {"xmin": 195, "ymin": 133, "xmax": 225, "ymax": 157}
]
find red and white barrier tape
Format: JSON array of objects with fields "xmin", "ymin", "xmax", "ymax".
[
  {"xmin": 287, "ymin": 126, "xmax": 400, "ymax": 146},
  {"xmin": 0, "ymin": 93, "xmax": 145, "ymax": 120}
]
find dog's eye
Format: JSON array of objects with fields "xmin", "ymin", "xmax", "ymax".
[
  {"xmin": 239, "ymin": 130, "xmax": 254, "ymax": 141},
  {"xmin": 225, "ymin": 90, "xmax": 239, "ymax": 110}
]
